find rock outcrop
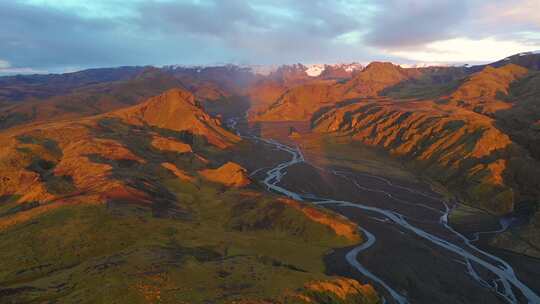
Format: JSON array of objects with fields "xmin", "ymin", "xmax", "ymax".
[
  {"xmin": 279, "ymin": 198, "xmax": 361, "ymax": 241},
  {"xmin": 199, "ymin": 162, "xmax": 250, "ymax": 187},
  {"xmin": 151, "ymin": 136, "xmax": 192, "ymax": 153},
  {"xmin": 301, "ymin": 278, "xmax": 378, "ymax": 303}
]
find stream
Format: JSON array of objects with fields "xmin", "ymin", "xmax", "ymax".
[{"xmin": 227, "ymin": 118, "xmax": 540, "ymax": 304}]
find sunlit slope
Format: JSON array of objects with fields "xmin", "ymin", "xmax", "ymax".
[
  {"xmin": 0, "ymin": 88, "xmax": 377, "ymax": 303},
  {"xmin": 312, "ymin": 99, "xmax": 540, "ymax": 215},
  {"xmin": 254, "ymin": 62, "xmax": 423, "ymax": 121},
  {"xmin": 0, "ymin": 69, "xmax": 186, "ymax": 130}
]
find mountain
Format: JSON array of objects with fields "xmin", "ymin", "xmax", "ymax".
[
  {"xmin": 447, "ymin": 64, "xmax": 529, "ymax": 114},
  {"xmin": 253, "ymin": 62, "xmax": 423, "ymax": 121},
  {"xmin": 305, "ymin": 60, "xmax": 540, "ymax": 259},
  {"xmin": 1, "ymin": 52, "xmax": 540, "ymax": 301},
  {"xmin": 248, "ymin": 63, "xmax": 363, "ymax": 80},
  {"xmin": 496, "ymin": 70, "xmax": 540, "ymax": 145},
  {"xmin": 111, "ymin": 88, "xmax": 239, "ymax": 149},
  {"xmin": 0, "ymin": 62, "xmax": 367, "ymax": 130},
  {"xmin": 0, "ymin": 87, "xmax": 376, "ymax": 303},
  {"xmin": 244, "ymin": 64, "xmax": 328, "ymax": 118},
  {"xmin": 0, "ymin": 66, "xmax": 148, "ymax": 102},
  {"xmin": 471, "ymin": 51, "xmax": 540, "ymax": 72},
  {"xmin": 306, "ymin": 63, "xmax": 364, "ymax": 79},
  {"xmin": 0, "ymin": 88, "xmax": 240, "ymax": 209},
  {"xmin": 247, "ymin": 59, "xmax": 537, "ymax": 215},
  {"xmin": 0, "ymin": 69, "xmax": 188, "ymax": 130},
  {"xmin": 216, "ymin": 53, "xmax": 540, "ymax": 260},
  {"xmin": 163, "ymin": 64, "xmax": 257, "ymax": 96},
  {"xmin": 311, "ymin": 98, "xmax": 532, "ymax": 214},
  {"xmin": 341, "ymin": 62, "xmax": 422, "ymax": 97},
  {"xmin": 0, "ymin": 68, "xmax": 248, "ymax": 130}
]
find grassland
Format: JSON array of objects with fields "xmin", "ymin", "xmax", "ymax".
[
  {"xmin": 0, "ymin": 175, "xmax": 378, "ymax": 303},
  {"xmin": 0, "ymin": 100, "xmax": 379, "ymax": 303}
]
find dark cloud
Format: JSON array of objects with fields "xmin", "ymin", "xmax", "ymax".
[
  {"xmin": 364, "ymin": 0, "xmax": 469, "ymax": 49},
  {"xmin": 0, "ymin": 0, "xmax": 539, "ymax": 73},
  {"xmin": 0, "ymin": 1, "xmax": 127, "ymax": 69},
  {"xmin": 137, "ymin": 0, "xmax": 261, "ymax": 36},
  {"xmin": 0, "ymin": 1, "xmax": 237, "ymax": 70},
  {"xmin": 0, "ymin": 0, "xmax": 372, "ymax": 71},
  {"xmin": 134, "ymin": 0, "xmax": 369, "ymax": 63}
]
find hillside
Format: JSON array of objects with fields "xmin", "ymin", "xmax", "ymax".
[
  {"xmin": 0, "ymin": 88, "xmax": 377, "ymax": 303},
  {"xmin": 0, "ymin": 69, "xmax": 187, "ymax": 130},
  {"xmin": 495, "ymin": 71, "xmax": 540, "ymax": 160},
  {"xmin": 470, "ymin": 52, "xmax": 540, "ymax": 72},
  {"xmin": 447, "ymin": 64, "xmax": 529, "ymax": 115},
  {"xmin": 253, "ymin": 62, "xmax": 423, "ymax": 121},
  {"xmin": 307, "ymin": 61, "xmax": 540, "ymax": 259},
  {"xmin": 0, "ymin": 66, "xmax": 148, "ymax": 102},
  {"xmin": 1, "ymin": 52, "xmax": 540, "ymax": 301},
  {"xmin": 311, "ymin": 99, "xmax": 540, "ymax": 214},
  {"xmin": 0, "ymin": 67, "xmax": 255, "ymax": 131}
]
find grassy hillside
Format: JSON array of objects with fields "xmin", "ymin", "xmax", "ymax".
[
  {"xmin": 0, "ymin": 89, "xmax": 378, "ymax": 303},
  {"xmin": 311, "ymin": 98, "xmax": 540, "ymax": 215}
]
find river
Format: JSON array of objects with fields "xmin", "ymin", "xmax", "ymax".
[{"xmin": 227, "ymin": 117, "xmax": 540, "ymax": 304}]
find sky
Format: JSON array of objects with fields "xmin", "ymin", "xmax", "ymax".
[{"xmin": 1, "ymin": 0, "xmax": 540, "ymax": 75}]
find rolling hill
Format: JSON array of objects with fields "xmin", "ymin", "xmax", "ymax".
[{"xmin": 0, "ymin": 88, "xmax": 377, "ymax": 303}]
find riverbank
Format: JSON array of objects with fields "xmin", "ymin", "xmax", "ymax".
[{"xmin": 232, "ymin": 119, "xmax": 540, "ymax": 304}]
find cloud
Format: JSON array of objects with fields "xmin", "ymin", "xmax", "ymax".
[
  {"xmin": 1, "ymin": 0, "xmax": 540, "ymax": 73},
  {"xmin": 0, "ymin": 58, "xmax": 48, "ymax": 76},
  {"xmin": 133, "ymin": 0, "xmax": 372, "ymax": 64},
  {"xmin": 0, "ymin": 1, "xmax": 135, "ymax": 69},
  {"xmin": 365, "ymin": 0, "xmax": 469, "ymax": 49},
  {"xmin": 481, "ymin": 0, "xmax": 540, "ymax": 28},
  {"xmin": 0, "ymin": 67, "xmax": 48, "ymax": 76},
  {"xmin": 387, "ymin": 37, "xmax": 540, "ymax": 63},
  {"xmin": 0, "ymin": 59, "xmax": 10, "ymax": 69},
  {"xmin": 365, "ymin": 0, "xmax": 540, "ymax": 54},
  {"xmin": 0, "ymin": 0, "xmax": 375, "ymax": 70}
]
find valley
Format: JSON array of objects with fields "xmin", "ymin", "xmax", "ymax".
[
  {"xmin": 4, "ymin": 2, "xmax": 540, "ymax": 303},
  {"xmin": 220, "ymin": 115, "xmax": 540, "ymax": 304},
  {"xmin": 1, "ymin": 52, "xmax": 540, "ymax": 304}
]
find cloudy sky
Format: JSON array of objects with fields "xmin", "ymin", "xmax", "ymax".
[{"xmin": 1, "ymin": 0, "xmax": 540, "ymax": 74}]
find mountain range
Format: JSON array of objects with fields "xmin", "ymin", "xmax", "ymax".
[{"xmin": 1, "ymin": 51, "xmax": 540, "ymax": 304}]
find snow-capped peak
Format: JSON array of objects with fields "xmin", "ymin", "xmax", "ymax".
[
  {"xmin": 333, "ymin": 63, "xmax": 364, "ymax": 72},
  {"xmin": 304, "ymin": 63, "xmax": 364, "ymax": 77},
  {"xmin": 305, "ymin": 64, "xmax": 325, "ymax": 77}
]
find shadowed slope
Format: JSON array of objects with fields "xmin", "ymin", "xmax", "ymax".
[
  {"xmin": 0, "ymin": 66, "xmax": 148, "ymax": 102},
  {"xmin": 495, "ymin": 71, "xmax": 540, "ymax": 159}
]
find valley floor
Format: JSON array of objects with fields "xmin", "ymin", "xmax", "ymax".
[{"xmin": 231, "ymin": 119, "xmax": 540, "ymax": 304}]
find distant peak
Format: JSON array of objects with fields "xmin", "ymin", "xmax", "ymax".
[
  {"xmin": 503, "ymin": 50, "xmax": 540, "ymax": 60},
  {"xmin": 365, "ymin": 61, "xmax": 398, "ymax": 68},
  {"xmin": 154, "ymin": 88, "xmax": 197, "ymax": 107},
  {"xmin": 305, "ymin": 64, "xmax": 325, "ymax": 77},
  {"xmin": 362, "ymin": 62, "xmax": 403, "ymax": 74},
  {"xmin": 518, "ymin": 50, "xmax": 540, "ymax": 56}
]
